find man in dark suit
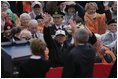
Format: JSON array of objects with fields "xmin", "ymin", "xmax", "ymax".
[
  {"xmin": 62, "ymin": 28, "xmax": 96, "ymax": 78},
  {"xmin": 44, "ymin": 27, "xmax": 72, "ymax": 67},
  {"xmin": 19, "ymin": 39, "xmax": 50, "ymax": 78}
]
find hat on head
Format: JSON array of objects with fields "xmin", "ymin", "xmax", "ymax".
[
  {"xmin": 52, "ymin": 10, "xmax": 65, "ymax": 17},
  {"xmin": 32, "ymin": 1, "xmax": 42, "ymax": 8},
  {"xmin": 55, "ymin": 30, "xmax": 66, "ymax": 36},
  {"xmin": 107, "ymin": 19, "xmax": 117, "ymax": 25}
]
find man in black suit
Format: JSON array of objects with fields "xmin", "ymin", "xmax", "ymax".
[
  {"xmin": 19, "ymin": 39, "xmax": 50, "ymax": 78},
  {"xmin": 44, "ymin": 26, "xmax": 73, "ymax": 67},
  {"xmin": 62, "ymin": 28, "xmax": 96, "ymax": 78}
]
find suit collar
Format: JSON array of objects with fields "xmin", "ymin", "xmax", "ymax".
[{"xmin": 55, "ymin": 24, "xmax": 64, "ymax": 29}]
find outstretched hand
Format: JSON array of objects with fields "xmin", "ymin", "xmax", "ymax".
[
  {"xmin": 68, "ymin": 19, "xmax": 77, "ymax": 33},
  {"xmin": 42, "ymin": 13, "xmax": 52, "ymax": 27}
]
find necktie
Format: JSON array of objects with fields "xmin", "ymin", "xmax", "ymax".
[
  {"xmin": 32, "ymin": 33, "xmax": 38, "ymax": 38},
  {"xmin": 58, "ymin": 27, "xmax": 61, "ymax": 30}
]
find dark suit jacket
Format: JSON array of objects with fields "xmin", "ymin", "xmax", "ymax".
[
  {"xmin": 62, "ymin": 43, "xmax": 96, "ymax": 78},
  {"xmin": 19, "ymin": 58, "xmax": 50, "ymax": 78},
  {"xmin": 43, "ymin": 27, "xmax": 72, "ymax": 67}
]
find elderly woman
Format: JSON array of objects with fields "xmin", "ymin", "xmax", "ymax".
[
  {"xmin": 93, "ymin": 34, "xmax": 116, "ymax": 63},
  {"xmin": 84, "ymin": 2, "xmax": 107, "ymax": 34},
  {"xmin": 20, "ymin": 13, "xmax": 31, "ymax": 30},
  {"xmin": 19, "ymin": 39, "xmax": 50, "ymax": 78},
  {"xmin": 28, "ymin": 19, "xmax": 44, "ymax": 42}
]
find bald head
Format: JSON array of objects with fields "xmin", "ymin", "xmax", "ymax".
[{"xmin": 75, "ymin": 28, "xmax": 89, "ymax": 43}]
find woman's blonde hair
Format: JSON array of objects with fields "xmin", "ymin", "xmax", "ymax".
[
  {"xmin": 85, "ymin": 2, "xmax": 98, "ymax": 11},
  {"xmin": 30, "ymin": 39, "xmax": 46, "ymax": 55}
]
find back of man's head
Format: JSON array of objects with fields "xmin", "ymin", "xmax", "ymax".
[
  {"xmin": 75, "ymin": 28, "xmax": 89, "ymax": 43},
  {"xmin": 30, "ymin": 39, "xmax": 46, "ymax": 55}
]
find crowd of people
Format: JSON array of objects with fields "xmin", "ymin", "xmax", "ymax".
[{"xmin": 1, "ymin": 1, "xmax": 117, "ymax": 78}]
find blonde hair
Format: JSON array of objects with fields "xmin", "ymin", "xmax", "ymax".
[
  {"xmin": 85, "ymin": 2, "xmax": 98, "ymax": 11},
  {"xmin": 30, "ymin": 39, "xmax": 46, "ymax": 55}
]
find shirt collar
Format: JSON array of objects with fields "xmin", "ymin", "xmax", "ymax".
[
  {"xmin": 55, "ymin": 25, "xmax": 63, "ymax": 29},
  {"xmin": 61, "ymin": 44, "xmax": 64, "ymax": 47},
  {"xmin": 30, "ymin": 55, "xmax": 41, "ymax": 59},
  {"xmin": 108, "ymin": 31, "xmax": 117, "ymax": 35},
  {"xmin": 78, "ymin": 43, "xmax": 85, "ymax": 45}
]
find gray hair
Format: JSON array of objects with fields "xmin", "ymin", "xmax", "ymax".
[
  {"xmin": 28, "ymin": 19, "xmax": 38, "ymax": 26},
  {"xmin": 19, "ymin": 29, "xmax": 32, "ymax": 40},
  {"xmin": 20, "ymin": 13, "xmax": 31, "ymax": 20},
  {"xmin": 75, "ymin": 28, "xmax": 89, "ymax": 43}
]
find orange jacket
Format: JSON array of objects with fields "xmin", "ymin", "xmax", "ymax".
[{"xmin": 84, "ymin": 13, "xmax": 107, "ymax": 34}]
